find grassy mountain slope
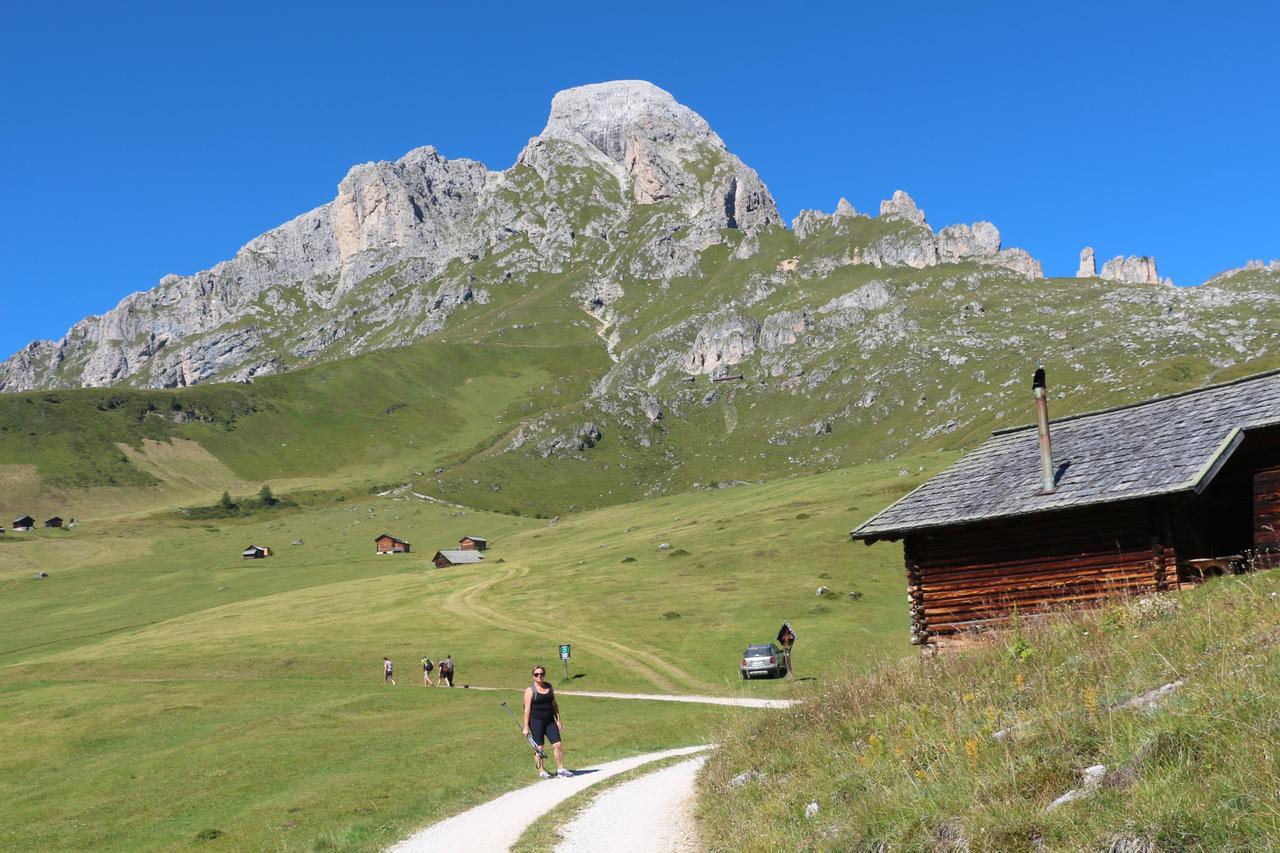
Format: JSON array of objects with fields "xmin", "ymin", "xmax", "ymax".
[
  {"xmin": 0, "ymin": 458, "xmax": 933, "ymax": 850},
  {"xmin": 701, "ymin": 567, "xmax": 1280, "ymax": 850}
]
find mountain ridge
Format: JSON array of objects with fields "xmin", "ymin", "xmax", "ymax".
[{"xmin": 2, "ymin": 80, "xmax": 1053, "ymax": 393}]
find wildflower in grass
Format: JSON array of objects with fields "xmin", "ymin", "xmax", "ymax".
[
  {"xmin": 984, "ymin": 705, "xmax": 999, "ymax": 728},
  {"xmin": 964, "ymin": 737, "xmax": 980, "ymax": 768},
  {"xmin": 867, "ymin": 733, "xmax": 883, "ymax": 749},
  {"xmin": 1015, "ymin": 672, "xmax": 1025, "ymax": 691},
  {"xmin": 913, "ymin": 768, "xmax": 927, "ymax": 780},
  {"xmin": 961, "ymin": 691, "xmax": 975, "ymax": 703}
]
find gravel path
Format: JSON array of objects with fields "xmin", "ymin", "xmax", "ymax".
[
  {"xmin": 388, "ymin": 745, "xmax": 711, "ymax": 852},
  {"xmin": 554, "ymin": 754, "xmax": 709, "ymax": 853},
  {"xmin": 457, "ymin": 685, "xmax": 796, "ymax": 709}
]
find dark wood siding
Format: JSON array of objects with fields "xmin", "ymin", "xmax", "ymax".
[
  {"xmin": 1254, "ymin": 465, "xmax": 1280, "ymax": 551},
  {"xmin": 905, "ymin": 502, "xmax": 1167, "ymax": 644}
]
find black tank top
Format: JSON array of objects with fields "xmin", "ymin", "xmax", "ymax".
[{"xmin": 530, "ymin": 682, "xmax": 555, "ymax": 721}]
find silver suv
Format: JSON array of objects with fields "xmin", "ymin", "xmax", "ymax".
[{"xmin": 739, "ymin": 643, "xmax": 787, "ymax": 679}]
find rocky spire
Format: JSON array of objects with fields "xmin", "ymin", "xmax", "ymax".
[
  {"xmin": 1077, "ymin": 247, "xmax": 1097, "ymax": 278},
  {"xmin": 879, "ymin": 190, "xmax": 926, "ymax": 226}
]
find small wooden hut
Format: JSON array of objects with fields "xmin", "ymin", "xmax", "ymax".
[
  {"xmin": 852, "ymin": 368, "xmax": 1280, "ymax": 647},
  {"xmin": 458, "ymin": 536, "xmax": 488, "ymax": 551},
  {"xmin": 12, "ymin": 516, "xmax": 34, "ymax": 532},
  {"xmin": 433, "ymin": 550, "xmax": 484, "ymax": 569},
  {"xmin": 375, "ymin": 534, "xmax": 411, "ymax": 555},
  {"xmin": 43, "ymin": 517, "xmax": 63, "ymax": 529},
  {"xmin": 242, "ymin": 545, "xmax": 271, "ymax": 559}
]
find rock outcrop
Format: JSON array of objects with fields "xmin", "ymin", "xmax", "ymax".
[
  {"xmin": 1077, "ymin": 246, "xmax": 1097, "ymax": 278},
  {"xmin": 791, "ymin": 192, "xmax": 1042, "ymax": 279},
  {"xmin": 879, "ymin": 190, "xmax": 927, "ymax": 225},
  {"xmin": 1100, "ymin": 255, "xmax": 1163, "ymax": 285}
]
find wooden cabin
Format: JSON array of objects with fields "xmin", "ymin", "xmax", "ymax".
[
  {"xmin": 458, "ymin": 536, "xmax": 488, "ymax": 551},
  {"xmin": 43, "ymin": 517, "xmax": 63, "ymax": 529},
  {"xmin": 242, "ymin": 545, "xmax": 271, "ymax": 559},
  {"xmin": 433, "ymin": 549, "xmax": 484, "ymax": 569},
  {"xmin": 375, "ymin": 534, "xmax": 411, "ymax": 555},
  {"xmin": 852, "ymin": 369, "xmax": 1280, "ymax": 648},
  {"xmin": 12, "ymin": 516, "xmax": 34, "ymax": 532}
]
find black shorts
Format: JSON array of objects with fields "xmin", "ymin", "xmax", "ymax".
[{"xmin": 529, "ymin": 717, "xmax": 561, "ymax": 746}]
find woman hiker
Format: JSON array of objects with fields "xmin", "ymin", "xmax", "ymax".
[
  {"xmin": 421, "ymin": 655, "xmax": 434, "ymax": 687},
  {"xmin": 522, "ymin": 665, "xmax": 572, "ymax": 778}
]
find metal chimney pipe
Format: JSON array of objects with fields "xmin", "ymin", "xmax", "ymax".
[{"xmin": 1033, "ymin": 366, "xmax": 1055, "ymax": 493}]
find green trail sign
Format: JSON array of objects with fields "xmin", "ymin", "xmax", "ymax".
[{"xmin": 559, "ymin": 644, "xmax": 571, "ymax": 660}]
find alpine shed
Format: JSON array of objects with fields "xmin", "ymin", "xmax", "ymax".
[{"xmin": 851, "ymin": 368, "xmax": 1280, "ymax": 648}]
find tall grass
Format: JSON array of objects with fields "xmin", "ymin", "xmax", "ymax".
[{"xmin": 701, "ymin": 571, "xmax": 1280, "ymax": 851}]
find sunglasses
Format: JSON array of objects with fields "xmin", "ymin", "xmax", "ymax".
[{"xmin": 533, "ymin": 671, "xmax": 545, "ymax": 677}]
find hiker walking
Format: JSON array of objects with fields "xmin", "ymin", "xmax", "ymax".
[
  {"xmin": 421, "ymin": 655, "xmax": 434, "ymax": 687},
  {"xmin": 383, "ymin": 657, "xmax": 396, "ymax": 686},
  {"xmin": 439, "ymin": 655, "xmax": 454, "ymax": 688},
  {"xmin": 522, "ymin": 665, "xmax": 571, "ymax": 778}
]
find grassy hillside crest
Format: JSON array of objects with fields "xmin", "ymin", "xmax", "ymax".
[{"xmin": 702, "ymin": 569, "xmax": 1280, "ymax": 850}]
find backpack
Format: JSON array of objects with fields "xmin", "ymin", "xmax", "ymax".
[
  {"xmin": 422, "ymin": 658, "xmax": 433, "ymax": 671},
  {"xmin": 441, "ymin": 658, "xmax": 453, "ymax": 673}
]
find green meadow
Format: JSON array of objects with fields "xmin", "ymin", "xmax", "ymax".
[{"xmin": 0, "ymin": 456, "xmax": 932, "ymax": 850}]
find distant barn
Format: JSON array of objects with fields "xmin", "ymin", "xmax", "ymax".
[
  {"xmin": 458, "ymin": 536, "xmax": 488, "ymax": 551},
  {"xmin": 242, "ymin": 545, "xmax": 271, "ymax": 559},
  {"xmin": 852, "ymin": 369, "xmax": 1280, "ymax": 648},
  {"xmin": 12, "ymin": 516, "xmax": 34, "ymax": 532},
  {"xmin": 433, "ymin": 550, "xmax": 484, "ymax": 568},
  {"xmin": 43, "ymin": 517, "xmax": 63, "ymax": 529},
  {"xmin": 375, "ymin": 534, "xmax": 411, "ymax": 555}
]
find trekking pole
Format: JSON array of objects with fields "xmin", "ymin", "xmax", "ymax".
[{"xmin": 499, "ymin": 701, "xmax": 544, "ymax": 759}]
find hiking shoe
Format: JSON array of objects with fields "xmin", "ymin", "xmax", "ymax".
[
  {"xmin": 556, "ymin": 769, "xmax": 574, "ymax": 778},
  {"xmin": 538, "ymin": 769, "xmax": 552, "ymax": 779}
]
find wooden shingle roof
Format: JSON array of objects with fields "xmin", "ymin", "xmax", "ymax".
[{"xmin": 852, "ymin": 369, "xmax": 1280, "ymax": 541}]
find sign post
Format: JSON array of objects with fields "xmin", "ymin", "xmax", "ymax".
[
  {"xmin": 559, "ymin": 643, "xmax": 571, "ymax": 680},
  {"xmin": 776, "ymin": 621, "xmax": 796, "ymax": 679}
]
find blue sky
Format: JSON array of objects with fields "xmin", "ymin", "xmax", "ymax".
[{"xmin": 2, "ymin": 1, "xmax": 1277, "ymax": 359}]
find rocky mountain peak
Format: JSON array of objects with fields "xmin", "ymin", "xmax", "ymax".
[
  {"xmin": 539, "ymin": 80, "xmax": 720, "ymax": 164},
  {"xmin": 879, "ymin": 190, "xmax": 926, "ymax": 226}
]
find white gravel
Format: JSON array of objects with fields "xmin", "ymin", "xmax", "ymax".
[
  {"xmin": 388, "ymin": 745, "xmax": 711, "ymax": 852},
  {"xmin": 554, "ymin": 754, "xmax": 709, "ymax": 852},
  {"xmin": 553, "ymin": 689, "xmax": 795, "ymax": 709},
  {"xmin": 459, "ymin": 685, "xmax": 796, "ymax": 709}
]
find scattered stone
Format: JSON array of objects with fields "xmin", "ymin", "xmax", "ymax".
[
  {"xmin": 729, "ymin": 768, "xmax": 766, "ymax": 787},
  {"xmin": 804, "ymin": 801, "xmax": 820, "ymax": 818},
  {"xmin": 34, "ymin": 571, "xmax": 48, "ymax": 579},
  {"xmin": 846, "ymin": 591, "xmax": 863, "ymax": 601},
  {"xmin": 1118, "ymin": 680, "xmax": 1183, "ymax": 713},
  {"xmin": 658, "ymin": 543, "xmax": 671, "ymax": 550},
  {"xmin": 291, "ymin": 539, "xmax": 303, "ymax": 546},
  {"xmin": 815, "ymin": 586, "xmax": 830, "ymax": 596},
  {"xmin": 1045, "ymin": 764, "xmax": 1106, "ymax": 812}
]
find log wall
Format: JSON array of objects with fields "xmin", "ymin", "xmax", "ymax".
[
  {"xmin": 904, "ymin": 502, "xmax": 1167, "ymax": 645},
  {"xmin": 1254, "ymin": 465, "xmax": 1280, "ymax": 552}
]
